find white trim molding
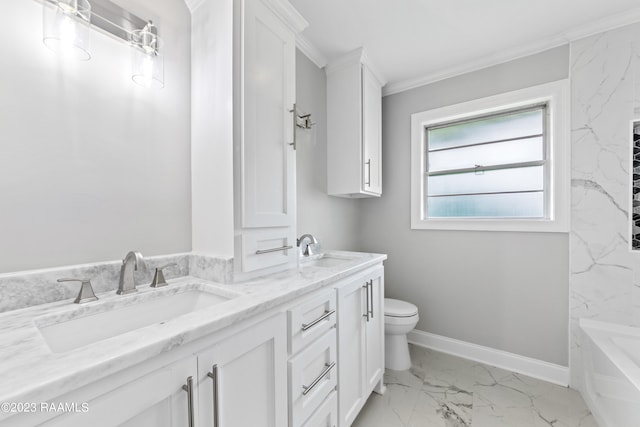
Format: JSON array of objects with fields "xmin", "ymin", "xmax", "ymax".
[
  {"xmin": 325, "ymin": 47, "xmax": 387, "ymax": 86},
  {"xmin": 296, "ymin": 34, "xmax": 327, "ymax": 68},
  {"xmin": 383, "ymin": 6, "xmax": 640, "ymax": 97},
  {"xmin": 408, "ymin": 329, "xmax": 570, "ymax": 387},
  {"xmin": 183, "ymin": 0, "xmax": 206, "ymax": 13},
  {"xmin": 262, "ymin": 0, "xmax": 308, "ymax": 34},
  {"xmin": 384, "ymin": 37, "xmax": 568, "ymax": 97},
  {"xmin": 410, "ymin": 79, "xmax": 571, "ymax": 233}
]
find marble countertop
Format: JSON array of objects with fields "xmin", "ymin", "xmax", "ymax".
[{"xmin": 0, "ymin": 250, "xmax": 385, "ymax": 407}]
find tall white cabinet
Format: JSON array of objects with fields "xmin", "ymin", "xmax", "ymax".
[
  {"xmin": 191, "ymin": 0, "xmax": 307, "ymax": 276},
  {"xmin": 235, "ymin": 0, "xmax": 306, "ymax": 275},
  {"xmin": 327, "ymin": 48, "xmax": 386, "ymax": 198}
]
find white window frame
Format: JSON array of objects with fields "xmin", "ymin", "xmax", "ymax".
[{"xmin": 410, "ymin": 80, "xmax": 570, "ymax": 232}]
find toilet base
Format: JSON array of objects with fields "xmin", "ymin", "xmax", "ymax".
[{"xmin": 385, "ymin": 332, "xmax": 412, "ymax": 370}]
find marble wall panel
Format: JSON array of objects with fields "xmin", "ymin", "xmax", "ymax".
[{"xmin": 570, "ymin": 23, "xmax": 640, "ymax": 388}]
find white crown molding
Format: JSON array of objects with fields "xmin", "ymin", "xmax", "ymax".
[
  {"xmin": 383, "ymin": 36, "xmax": 569, "ymax": 96},
  {"xmin": 296, "ymin": 34, "xmax": 328, "ymax": 68},
  {"xmin": 408, "ymin": 329, "xmax": 570, "ymax": 387},
  {"xmin": 184, "ymin": 0, "xmax": 308, "ymax": 34},
  {"xmin": 262, "ymin": 0, "xmax": 308, "ymax": 33},
  {"xmin": 563, "ymin": 5, "xmax": 640, "ymax": 41},
  {"xmin": 325, "ymin": 47, "xmax": 387, "ymax": 85},
  {"xmin": 361, "ymin": 50, "xmax": 388, "ymax": 86},
  {"xmin": 384, "ymin": 6, "xmax": 640, "ymax": 97},
  {"xmin": 184, "ymin": 0, "xmax": 206, "ymax": 13}
]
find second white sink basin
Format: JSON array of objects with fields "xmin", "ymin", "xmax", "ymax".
[
  {"xmin": 301, "ymin": 254, "xmax": 354, "ymax": 269},
  {"xmin": 37, "ymin": 285, "xmax": 233, "ymax": 353}
]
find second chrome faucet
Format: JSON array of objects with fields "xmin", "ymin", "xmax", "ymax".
[{"xmin": 117, "ymin": 251, "xmax": 146, "ymax": 295}]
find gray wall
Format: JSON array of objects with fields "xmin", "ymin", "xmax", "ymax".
[
  {"xmin": 358, "ymin": 46, "xmax": 571, "ymax": 366},
  {"xmin": 0, "ymin": 0, "xmax": 192, "ymax": 273},
  {"xmin": 296, "ymin": 51, "xmax": 361, "ymax": 251}
]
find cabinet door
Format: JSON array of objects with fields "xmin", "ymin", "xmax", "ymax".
[
  {"xmin": 336, "ymin": 276, "xmax": 367, "ymax": 427},
  {"xmin": 362, "ymin": 64, "xmax": 382, "ymax": 196},
  {"xmin": 241, "ymin": 0, "xmax": 296, "ymax": 229},
  {"xmin": 365, "ymin": 270, "xmax": 385, "ymax": 393},
  {"xmin": 197, "ymin": 313, "xmax": 288, "ymax": 427},
  {"xmin": 43, "ymin": 356, "xmax": 197, "ymax": 427}
]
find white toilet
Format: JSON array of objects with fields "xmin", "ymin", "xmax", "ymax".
[{"xmin": 384, "ymin": 298, "xmax": 419, "ymax": 371}]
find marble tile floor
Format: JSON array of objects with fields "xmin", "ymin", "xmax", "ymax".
[{"xmin": 353, "ymin": 345, "xmax": 597, "ymax": 427}]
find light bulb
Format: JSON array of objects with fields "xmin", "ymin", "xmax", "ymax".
[
  {"xmin": 59, "ymin": 14, "xmax": 77, "ymax": 55},
  {"xmin": 141, "ymin": 55, "xmax": 154, "ymax": 88}
]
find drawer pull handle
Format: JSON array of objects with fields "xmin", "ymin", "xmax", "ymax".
[
  {"xmin": 368, "ymin": 280, "xmax": 374, "ymax": 319},
  {"xmin": 255, "ymin": 245, "xmax": 293, "ymax": 255},
  {"xmin": 207, "ymin": 365, "xmax": 219, "ymax": 427},
  {"xmin": 302, "ymin": 361, "xmax": 336, "ymax": 396},
  {"xmin": 289, "ymin": 103, "xmax": 297, "ymax": 150},
  {"xmin": 363, "ymin": 283, "xmax": 370, "ymax": 322},
  {"xmin": 365, "ymin": 159, "xmax": 371, "ymax": 186},
  {"xmin": 301, "ymin": 310, "xmax": 336, "ymax": 331},
  {"xmin": 181, "ymin": 376, "xmax": 195, "ymax": 427}
]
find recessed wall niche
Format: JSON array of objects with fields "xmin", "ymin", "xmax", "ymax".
[{"xmin": 633, "ymin": 121, "xmax": 640, "ymax": 250}]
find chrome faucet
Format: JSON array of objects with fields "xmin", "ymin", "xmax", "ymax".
[
  {"xmin": 297, "ymin": 234, "xmax": 319, "ymax": 257},
  {"xmin": 117, "ymin": 251, "xmax": 146, "ymax": 295}
]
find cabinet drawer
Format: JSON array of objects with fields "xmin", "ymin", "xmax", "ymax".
[
  {"xmin": 301, "ymin": 390, "xmax": 337, "ymax": 427},
  {"xmin": 288, "ymin": 289, "xmax": 336, "ymax": 355},
  {"xmin": 238, "ymin": 227, "xmax": 296, "ymax": 272},
  {"xmin": 289, "ymin": 329, "xmax": 337, "ymax": 427}
]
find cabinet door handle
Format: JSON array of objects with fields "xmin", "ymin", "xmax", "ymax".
[
  {"xmin": 368, "ymin": 280, "xmax": 374, "ymax": 319},
  {"xmin": 365, "ymin": 159, "xmax": 371, "ymax": 186},
  {"xmin": 302, "ymin": 362, "xmax": 336, "ymax": 396},
  {"xmin": 255, "ymin": 245, "xmax": 293, "ymax": 255},
  {"xmin": 362, "ymin": 283, "xmax": 370, "ymax": 322},
  {"xmin": 289, "ymin": 103, "xmax": 297, "ymax": 150},
  {"xmin": 207, "ymin": 365, "xmax": 219, "ymax": 427},
  {"xmin": 181, "ymin": 376, "xmax": 195, "ymax": 427},
  {"xmin": 301, "ymin": 309, "xmax": 336, "ymax": 331}
]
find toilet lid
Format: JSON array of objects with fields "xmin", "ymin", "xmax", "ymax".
[{"xmin": 384, "ymin": 298, "xmax": 418, "ymax": 317}]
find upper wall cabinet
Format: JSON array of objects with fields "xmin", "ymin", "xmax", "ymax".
[
  {"xmin": 234, "ymin": 0, "xmax": 308, "ymax": 275},
  {"xmin": 327, "ymin": 48, "xmax": 386, "ymax": 198}
]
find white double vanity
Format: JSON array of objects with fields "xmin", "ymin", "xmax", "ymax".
[{"xmin": 0, "ymin": 251, "xmax": 385, "ymax": 427}]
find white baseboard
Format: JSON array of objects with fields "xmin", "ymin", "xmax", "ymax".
[{"xmin": 407, "ymin": 329, "xmax": 569, "ymax": 387}]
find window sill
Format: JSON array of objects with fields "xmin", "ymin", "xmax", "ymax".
[{"xmin": 411, "ymin": 217, "xmax": 569, "ymax": 233}]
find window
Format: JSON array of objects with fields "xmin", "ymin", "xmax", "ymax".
[{"xmin": 411, "ymin": 80, "xmax": 569, "ymax": 232}]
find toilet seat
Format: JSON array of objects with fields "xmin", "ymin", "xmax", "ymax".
[{"xmin": 384, "ymin": 298, "xmax": 418, "ymax": 317}]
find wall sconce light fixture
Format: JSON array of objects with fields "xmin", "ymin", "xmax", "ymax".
[
  {"xmin": 43, "ymin": 0, "xmax": 92, "ymax": 60},
  {"xmin": 41, "ymin": 0, "xmax": 164, "ymax": 89},
  {"xmin": 131, "ymin": 22, "xmax": 164, "ymax": 89}
]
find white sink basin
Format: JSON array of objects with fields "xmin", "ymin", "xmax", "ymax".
[
  {"xmin": 301, "ymin": 254, "xmax": 354, "ymax": 269},
  {"xmin": 37, "ymin": 286, "xmax": 232, "ymax": 353}
]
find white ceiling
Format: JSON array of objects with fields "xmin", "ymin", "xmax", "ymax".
[{"xmin": 289, "ymin": 0, "xmax": 640, "ymax": 95}]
